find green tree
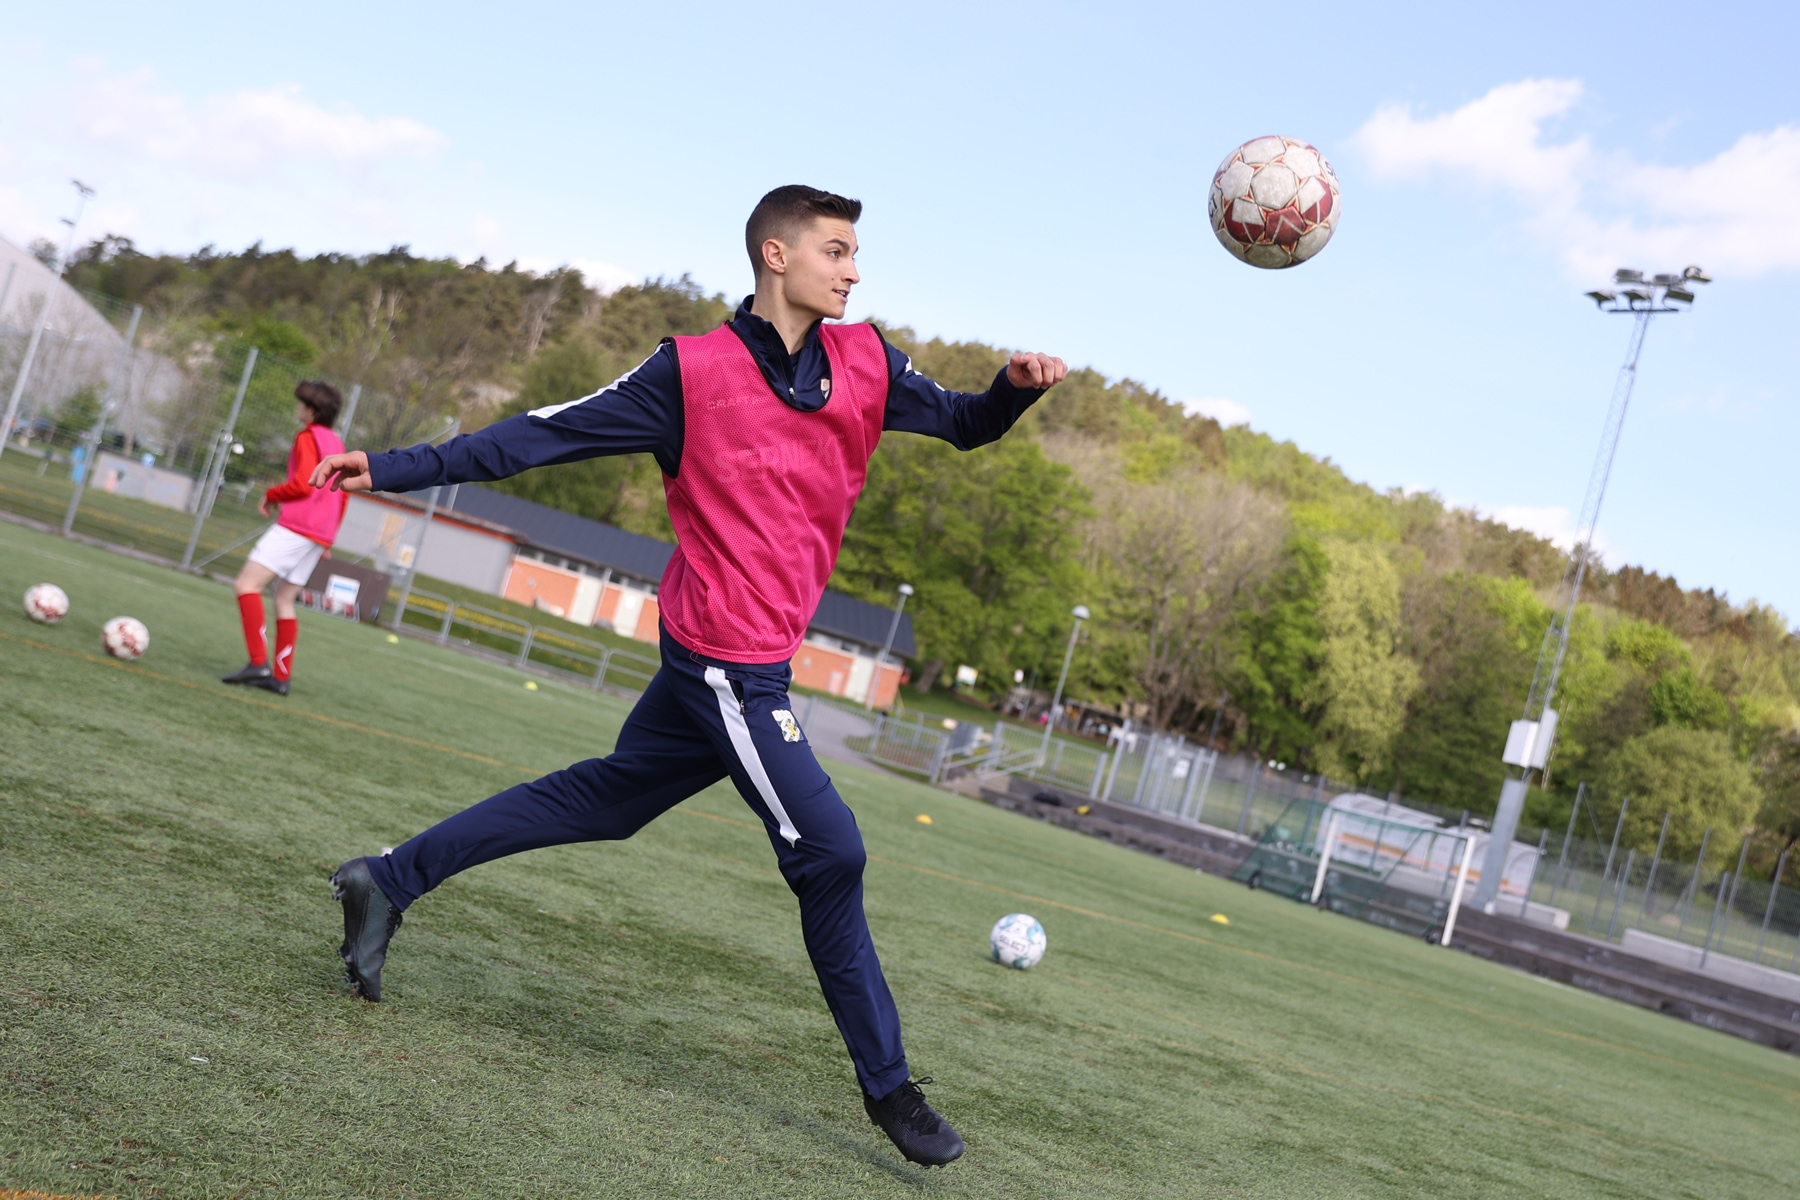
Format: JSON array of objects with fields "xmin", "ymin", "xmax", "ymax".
[
  {"xmin": 1648, "ymin": 667, "xmax": 1731, "ymax": 731},
  {"xmin": 1310, "ymin": 540, "xmax": 1421, "ymax": 782},
  {"xmin": 1756, "ymin": 734, "xmax": 1800, "ymax": 859},
  {"xmin": 1603, "ymin": 726, "xmax": 1762, "ymax": 865}
]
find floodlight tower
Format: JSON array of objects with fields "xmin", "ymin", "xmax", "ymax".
[{"xmin": 1471, "ymin": 265, "xmax": 1711, "ymax": 910}]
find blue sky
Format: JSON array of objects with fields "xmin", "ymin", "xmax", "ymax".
[{"xmin": 4, "ymin": 2, "xmax": 1796, "ymax": 621}]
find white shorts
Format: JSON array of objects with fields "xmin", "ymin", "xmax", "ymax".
[{"xmin": 248, "ymin": 524, "xmax": 327, "ymax": 586}]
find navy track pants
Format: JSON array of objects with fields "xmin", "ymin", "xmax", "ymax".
[{"xmin": 367, "ymin": 628, "xmax": 910, "ymax": 1098}]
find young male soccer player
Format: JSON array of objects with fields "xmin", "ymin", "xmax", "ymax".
[
  {"xmin": 221, "ymin": 381, "xmax": 348, "ymax": 696},
  {"xmin": 311, "ymin": 186, "xmax": 1067, "ymax": 1167}
]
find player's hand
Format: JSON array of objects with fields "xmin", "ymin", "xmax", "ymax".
[
  {"xmin": 1007, "ymin": 352, "xmax": 1067, "ymax": 390},
  {"xmin": 312, "ymin": 451, "xmax": 373, "ymax": 493},
  {"xmin": 258, "ymin": 497, "xmax": 275, "ymax": 518}
]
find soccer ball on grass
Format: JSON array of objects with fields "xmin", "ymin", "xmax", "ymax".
[
  {"xmin": 23, "ymin": 583, "xmax": 69, "ymax": 624},
  {"xmin": 1209, "ymin": 135, "xmax": 1341, "ymax": 269},
  {"xmin": 102, "ymin": 616, "xmax": 150, "ymax": 660},
  {"xmin": 989, "ymin": 913, "xmax": 1047, "ymax": 970}
]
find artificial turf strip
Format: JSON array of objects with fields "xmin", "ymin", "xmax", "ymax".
[{"xmin": 0, "ymin": 519, "xmax": 1795, "ymax": 1200}]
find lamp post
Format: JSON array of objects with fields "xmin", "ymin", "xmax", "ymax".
[
  {"xmin": 864, "ymin": 583, "xmax": 913, "ymax": 710},
  {"xmin": 1472, "ymin": 265, "xmax": 1709, "ymax": 910},
  {"xmin": 1041, "ymin": 604, "xmax": 1090, "ymax": 752}
]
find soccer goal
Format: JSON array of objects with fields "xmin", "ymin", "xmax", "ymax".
[{"xmin": 1232, "ymin": 797, "xmax": 1477, "ymax": 944}]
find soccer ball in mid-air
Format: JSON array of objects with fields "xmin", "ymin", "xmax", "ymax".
[
  {"xmin": 23, "ymin": 583, "xmax": 70, "ymax": 624},
  {"xmin": 102, "ymin": 616, "xmax": 150, "ymax": 660},
  {"xmin": 1209, "ymin": 136, "xmax": 1341, "ymax": 269},
  {"xmin": 989, "ymin": 913, "xmax": 1047, "ymax": 970}
]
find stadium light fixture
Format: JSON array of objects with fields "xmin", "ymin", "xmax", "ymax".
[
  {"xmin": 1473, "ymin": 265, "xmax": 1710, "ymax": 910},
  {"xmin": 864, "ymin": 583, "xmax": 914, "ymax": 711}
]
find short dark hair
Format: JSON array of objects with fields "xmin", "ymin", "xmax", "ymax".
[
  {"xmin": 295, "ymin": 380, "xmax": 342, "ymax": 428},
  {"xmin": 745, "ymin": 185, "xmax": 862, "ymax": 278}
]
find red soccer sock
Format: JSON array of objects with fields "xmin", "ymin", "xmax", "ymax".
[
  {"xmin": 237, "ymin": 593, "xmax": 267, "ymax": 666},
  {"xmin": 273, "ymin": 618, "xmax": 298, "ymax": 682}
]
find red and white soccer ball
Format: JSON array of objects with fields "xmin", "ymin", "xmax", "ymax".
[
  {"xmin": 102, "ymin": 616, "xmax": 150, "ymax": 660},
  {"xmin": 23, "ymin": 583, "xmax": 70, "ymax": 624},
  {"xmin": 1209, "ymin": 136, "xmax": 1341, "ymax": 269}
]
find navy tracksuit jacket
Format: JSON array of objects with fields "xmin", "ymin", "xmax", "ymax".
[{"xmin": 364, "ymin": 300, "xmax": 1044, "ymax": 1100}]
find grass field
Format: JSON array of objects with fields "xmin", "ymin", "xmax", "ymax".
[{"xmin": 2, "ymin": 516, "xmax": 1797, "ymax": 1200}]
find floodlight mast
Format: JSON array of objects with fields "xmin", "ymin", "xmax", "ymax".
[{"xmin": 1471, "ymin": 266, "xmax": 1709, "ymax": 911}]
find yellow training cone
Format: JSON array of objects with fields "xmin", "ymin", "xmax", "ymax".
[
  {"xmin": 525, "ymin": 680, "xmax": 539, "ymax": 691},
  {"xmin": 386, "ymin": 634, "xmax": 400, "ymax": 644},
  {"xmin": 1209, "ymin": 913, "xmax": 1230, "ymax": 925},
  {"xmin": 916, "ymin": 814, "xmax": 933, "ymax": 825}
]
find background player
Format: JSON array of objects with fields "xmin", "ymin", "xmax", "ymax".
[
  {"xmin": 310, "ymin": 185, "xmax": 1067, "ymax": 1166},
  {"xmin": 221, "ymin": 381, "xmax": 348, "ymax": 696}
]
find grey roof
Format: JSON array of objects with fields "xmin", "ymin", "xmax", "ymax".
[
  {"xmin": 446, "ymin": 485, "xmax": 914, "ymax": 656},
  {"xmin": 447, "ymin": 486, "xmax": 672, "ymax": 582}
]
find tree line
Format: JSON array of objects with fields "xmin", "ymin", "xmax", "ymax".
[{"xmin": 68, "ymin": 240, "xmax": 1800, "ymax": 879}]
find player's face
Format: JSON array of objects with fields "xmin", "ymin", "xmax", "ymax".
[
  {"xmin": 295, "ymin": 400, "xmax": 314, "ymax": 425},
  {"xmin": 784, "ymin": 218, "xmax": 859, "ymax": 320}
]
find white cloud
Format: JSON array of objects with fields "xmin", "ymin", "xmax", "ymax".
[
  {"xmin": 67, "ymin": 68, "xmax": 447, "ymax": 182},
  {"xmin": 1352, "ymin": 79, "xmax": 1800, "ymax": 278},
  {"xmin": 1181, "ymin": 396, "xmax": 1252, "ymax": 426}
]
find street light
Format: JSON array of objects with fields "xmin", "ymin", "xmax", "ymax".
[
  {"xmin": 864, "ymin": 583, "xmax": 914, "ymax": 710},
  {"xmin": 1041, "ymin": 604, "xmax": 1090, "ymax": 752},
  {"xmin": 1472, "ymin": 265, "xmax": 1709, "ymax": 910}
]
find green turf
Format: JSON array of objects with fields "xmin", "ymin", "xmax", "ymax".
[{"xmin": 1, "ymin": 517, "xmax": 1796, "ymax": 1200}]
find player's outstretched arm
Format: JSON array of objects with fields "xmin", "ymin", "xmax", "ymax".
[
  {"xmin": 883, "ymin": 339, "xmax": 1068, "ymax": 450},
  {"xmin": 311, "ymin": 451, "xmax": 373, "ymax": 493}
]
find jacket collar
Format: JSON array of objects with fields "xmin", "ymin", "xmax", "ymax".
[{"xmin": 728, "ymin": 297, "xmax": 832, "ymax": 413}]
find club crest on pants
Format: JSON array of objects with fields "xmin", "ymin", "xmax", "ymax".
[{"xmin": 771, "ymin": 709, "xmax": 803, "ymax": 743}]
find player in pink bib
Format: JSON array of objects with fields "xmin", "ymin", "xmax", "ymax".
[
  {"xmin": 311, "ymin": 187, "xmax": 1067, "ymax": 1166},
  {"xmin": 222, "ymin": 380, "xmax": 348, "ymax": 696}
]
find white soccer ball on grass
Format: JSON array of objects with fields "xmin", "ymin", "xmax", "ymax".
[
  {"xmin": 23, "ymin": 583, "xmax": 70, "ymax": 624},
  {"xmin": 990, "ymin": 913, "xmax": 1047, "ymax": 970},
  {"xmin": 102, "ymin": 616, "xmax": 150, "ymax": 660}
]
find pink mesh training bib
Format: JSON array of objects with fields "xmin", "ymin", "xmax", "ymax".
[
  {"xmin": 279, "ymin": 424, "xmax": 347, "ymax": 546},
  {"xmin": 660, "ymin": 323, "xmax": 887, "ymax": 663}
]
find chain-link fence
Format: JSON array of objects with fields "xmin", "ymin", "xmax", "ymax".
[
  {"xmin": 1527, "ymin": 813, "xmax": 1800, "ymax": 984},
  {"xmin": 1, "ymin": 282, "xmax": 451, "ymax": 576}
]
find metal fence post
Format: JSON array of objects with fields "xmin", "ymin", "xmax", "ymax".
[
  {"xmin": 1088, "ymin": 751, "xmax": 1108, "ymax": 799},
  {"xmin": 1131, "ymin": 734, "xmax": 1157, "ymax": 808},
  {"xmin": 592, "ymin": 646, "xmax": 613, "ymax": 691},
  {"xmin": 1638, "ymin": 811, "xmax": 1671, "ymax": 926},
  {"xmin": 1605, "ymin": 849, "xmax": 1636, "ymax": 941},
  {"xmin": 1700, "ymin": 867, "xmax": 1732, "ymax": 969},
  {"xmin": 1309, "ymin": 813, "xmax": 1339, "ymax": 904},
  {"xmin": 1754, "ymin": 847, "xmax": 1789, "ymax": 964},
  {"xmin": 1519, "ymin": 828, "xmax": 1549, "ymax": 918},
  {"xmin": 1590, "ymin": 796, "xmax": 1630, "ymax": 929},
  {"xmin": 181, "ymin": 347, "xmax": 258, "ymax": 569},
  {"xmin": 389, "ymin": 484, "xmax": 439, "ymax": 628},
  {"xmin": 1704, "ymin": 837, "xmax": 1751, "ymax": 965},
  {"xmin": 1193, "ymin": 749, "xmax": 1218, "ymax": 823},
  {"xmin": 1235, "ymin": 759, "xmax": 1262, "ymax": 837},
  {"xmin": 515, "ymin": 623, "xmax": 536, "ymax": 669},
  {"xmin": 1101, "ymin": 736, "xmax": 1125, "ymax": 802},
  {"xmin": 61, "ymin": 304, "xmax": 142, "ymax": 536},
  {"xmin": 929, "ymin": 731, "xmax": 949, "ymax": 784},
  {"xmin": 1676, "ymin": 827, "xmax": 1711, "ymax": 940},
  {"xmin": 1549, "ymin": 783, "xmax": 1584, "ymax": 906},
  {"xmin": 339, "ymin": 383, "xmax": 362, "ymax": 443},
  {"xmin": 437, "ymin": 602, "xmax": 455, "ymax": 646}
]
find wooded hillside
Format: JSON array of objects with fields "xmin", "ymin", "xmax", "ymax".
[{"xmin": 68, "ymin": 239, "xmax": 1800, "ymax": 876}]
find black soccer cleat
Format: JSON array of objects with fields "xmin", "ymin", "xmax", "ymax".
[
  {"xmin": 864, "ymin": 1077, "xmax": 965, "ymax": 1167},
  {"xmin": 249, "ymin": 675, "xmax": 289, "ymax": 696},
  {"xmin": 331, "ymin": 857, "xmax": 402, "ymax": 1002},
  {"xmin": 221, "ymin": 662, "xmax": 272, "ymax": 685}
]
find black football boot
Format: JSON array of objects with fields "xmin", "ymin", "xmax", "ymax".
[
  {"xmin": 863, "ymin": 1077, "xmax": 965, "ymax": 1167},
  {"xmin": 331, "ymin": 857, "xmax": 402, "ymax": 1001},
  {"xmin": 221, "ymin": 662, "xmax": 272, "ymax": 685},
  {"xmin": 249, "ymin": 674, "xmax": 290, "ymax": 696}
]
